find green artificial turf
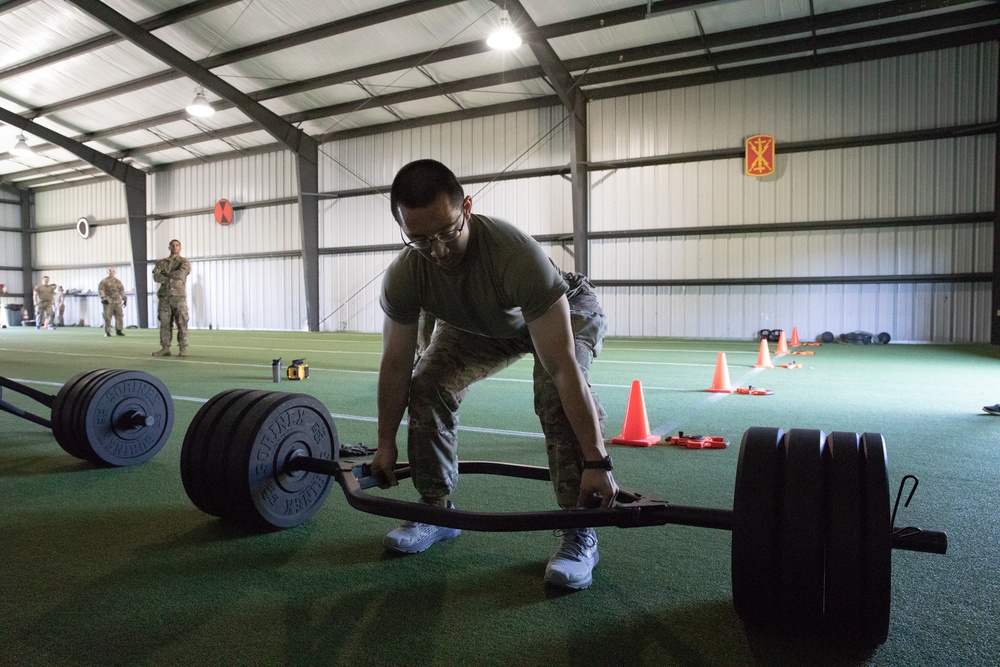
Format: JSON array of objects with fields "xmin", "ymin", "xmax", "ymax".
[{"xmin": 1, "ymin": 326, "xmax": 998, "ymax": 666}]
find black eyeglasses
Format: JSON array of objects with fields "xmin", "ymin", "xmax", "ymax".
[{"xmin": 401, "ymin": 208, "xmax": 466, "ymax": 250}]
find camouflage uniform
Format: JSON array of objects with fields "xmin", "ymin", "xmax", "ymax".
[
  {"xmin": 152, "ymin": 255, "xmax": 191, "ymax": 350},
  {"xmin": 382, "ymin": 214, "xmax": 607, "ymax": 509},
  {"xmin": 407, "ymin": 273, "xmax": 606, "ymax": 508},
  {"xmin": 98, "ymin": 275, "xmax": 125, "ymax": 334},
  {"xmin": 33, "ymin": 282, "xmax": 56, "ymax": 327}
]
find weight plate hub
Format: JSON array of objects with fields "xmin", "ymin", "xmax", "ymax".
[
  {"xmin": 237, "ymin": 392, "xmax": 338, "ymax": 529},
  {"xmin": 82, "ymin": 371, "xmax": 174, "ymax": 466}
]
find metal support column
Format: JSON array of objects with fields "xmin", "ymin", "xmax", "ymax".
[
  {"xmin": 298, "ymin": 145, "xmax": 320, "ymax": 331},
  {"xmin": 992, "ymin": 54, "xmax": 1000, "ymax": 344},
  {"xmin": 124, "ymin": 173, "xmax": 149, "ymax": 328},
  {"xmin": 20, "ymin": 188, "xmax": 32, "ymax": 322}
]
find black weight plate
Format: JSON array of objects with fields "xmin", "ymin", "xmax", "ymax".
[
  {"xmin": 51, "ymin": 369, "xmax": 112, "ymax": 459},
  {"xmin": 208, "ymin": 391, "xmax": 274, "ymax": 520},
  {"xmin": 57, "ymin": 370, "xmax": 124, "ymax": 460},
  {"xmin": 758, "ymin": 329, "xmax": 771, "ymax": 340},
  {"xmin": 732, "ymin": 426, "xmax": 784, "ymax": 627},
  {"xmin": 778, "ymin": 429, "xmax": 826, "ymax": 632},
  {"xmin": 824, "ymin": 431, "xmax": 864, "ymax": 637},
  {"xmin": 861, "ymin": 432, "xmax": 892, "ymax": 645},
  {"xmin": 80, "ymin": 371, "xmax": 174, "ymax": 466},
  {"xmin": 180, "ymin": 388, "xmax": 258, "ymax": 517},
  {"xmin": 226, "ymin": 392, "xmax": 338, "ymax": 530},
  {"xmin": 69, "ymin": 371, "xmax": 128, "ymax": 463}
]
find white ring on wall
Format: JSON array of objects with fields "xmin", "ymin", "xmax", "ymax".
[{"xmin": 77, "ymin": 216, "xmax": 91, "ymax": 239}]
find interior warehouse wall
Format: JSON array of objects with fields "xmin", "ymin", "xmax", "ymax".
[
  {"xmin": 589, "ymin": 42, "xmax": 998, "ymax": 343},
  {"xmin": 31, "ymin": 180, "xmax": 141, "ymax": 328},
  {"xmin": 1, "ymin": 196, "xmax": 23, "ymax": 307},
  {"xmin": 147, "ymin": 152, "xmax": 304, "ymax": 331},
  {"xmin": 316, "ymin": 108, "xmax": 573, "ymax": 333}
]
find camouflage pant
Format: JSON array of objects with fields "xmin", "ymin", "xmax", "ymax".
[
  {"xmin": 36, "ymin": 302, "xmax": 53, "ymax": 326},
  {"xmin": 157, "ymin": 296, "xmax": 189, "ymax": 348},
  {"xmin": 103, "ymin": 301, "xmax": 123, "ymax": 332},
  {"xmin": 407, "ymin": 272, "xmax": 607, "ymax": 509}
]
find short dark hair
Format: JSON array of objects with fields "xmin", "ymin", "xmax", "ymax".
[{"xmin": 389, "ymin": 159, "xmax": 464, "ymax": 223}]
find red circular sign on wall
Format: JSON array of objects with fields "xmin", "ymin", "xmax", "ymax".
[{"xmin": 214, "ymin": 199, "xmax": 234, "ymax": 226}]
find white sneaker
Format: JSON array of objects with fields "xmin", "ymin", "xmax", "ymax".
[
  {"xmin": 544, "ymin": 528, "xmax": 599, "ymax": 589},
  {"xmin": 384, "ymin": 501, "xmax": 461, "ymax": 554}
]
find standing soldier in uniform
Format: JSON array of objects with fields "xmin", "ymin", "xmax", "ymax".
[
  {"xmin": 98, "ymin": 267, "xmax": 126, "ymax": 337},
  {"xmin": 33, "ymin": 276, "xmax": 56, "ymax": 330},
  {"xmin": 152, "ymin": 239, "xmax": 191, "ymax": 357}
]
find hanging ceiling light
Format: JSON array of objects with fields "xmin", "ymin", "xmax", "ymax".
[
  {"xmin": 186, "ymin": 87, "xmax": 215, "ymax": 118},
  {"xmin": 487, "ymin": 9, "xmax": 521, "ymax": 50},
  {"xmin": 10, "ymin": 134, "xmax": 32, "ymax": 157}
]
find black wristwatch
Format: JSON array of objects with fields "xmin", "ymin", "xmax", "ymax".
[{"xmin": 582, "ymin": 455, "xmax": 613, "ymax": 471}]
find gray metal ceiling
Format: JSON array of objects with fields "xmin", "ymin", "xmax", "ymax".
[{"xmin": 0, "ymin": 0, "xmax": 997, "ymax": 191}]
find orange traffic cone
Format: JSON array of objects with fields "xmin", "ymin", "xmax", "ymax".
[
  {"xmin": 611, "ymin": 380, "xmax": 661, "ymax": 447},
  {"xmin": 776, "ymin": 330, "xmax": 790, "ymax": 355},
  {"xmin": 790, "ymin": 326, "xmax": 800, "ymax": 346},
  {"xmin": 707, "ymin": 352, "xmax": 735, "ymax": 393},
  {"xmin": 754, "ymin": 339, "xmax": 774, "ymax": 368}
]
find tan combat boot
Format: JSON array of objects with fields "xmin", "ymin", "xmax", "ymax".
[
  {"xmin": 178, "ymin": 347, "xmax": 187, "ymax": 357},
  {"xmin": 152, "ymin": 347, "xmax": 171, "ymax": 357}
]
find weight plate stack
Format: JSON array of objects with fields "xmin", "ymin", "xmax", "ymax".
[
  {"xmin": 824, "ymin": 432, "xmax": 864, "ymax": 638},
  {"xmin": 778, "ymin": 429, "xmax": 826, "ymax": 631},
  {"xmin": 861, "ymin": 433, "xmax": 892, "ymax": 645},
  {"xmin": 732, "ymin": 426, "xmax": 896, "ymax": 646},
  {"xmin": 52, "ymin": 369, "xmax": 112, "ymax": 459},
  {"xmin": 732, "ymin": 426, "xmax": 784, "ymax": 628},
  {"xmin": 181, "ymin": 388, "xmax": 261, "ymax": 518},
  {"xmin": 52, "ymin": 369, "xmax": 173, "ymax": 466},
  {"xmin": 181, "ymin": 389, "xmax": 338, "ymax": 530}
]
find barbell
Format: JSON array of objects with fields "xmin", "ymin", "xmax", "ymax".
[
  {"xmin": 0, "ymin": 369, "xmax": 174, "ymax": 466},
  {"xmin": 180, "ymin": 388, "xmax": 947, "ymax": 646}
]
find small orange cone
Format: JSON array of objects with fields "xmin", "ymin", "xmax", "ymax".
[
  {"xmin": 790, "ymin": 327, "xmax": 801, "ymax": 346},
  {"xmin": 776, "ymin": 330, "xmax": 790, "ymax": 355},
  {"xmin": 753, "ymin": 339, "xmax": 774, "ymax": 368},
  {"xmin": 707, "ymin": 352, "xmax": 735, "ymax": 393},
  {"xmin": 611, "ymin": 380, "xmax": 661, "ymax": 447}
]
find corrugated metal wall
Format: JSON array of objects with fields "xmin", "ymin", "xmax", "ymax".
[
  {"xmin": 316, "ymin": 108, "xmax": 573, "ymax": 332},
  {"xmin": 588, "ymin": 43, "xmax": 997, "ymax": 342},
  {"xmin": 0, "ymin": 197, "xmax": 21, "ymax": 309},
  {"xmin": 21, "ymin": 42, "xmax": 998, "ymax": 342}
]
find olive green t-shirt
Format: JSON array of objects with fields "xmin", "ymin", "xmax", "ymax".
[{"xmin": 380, "ymin": 214, "xmax": 567, "ymax": 338}]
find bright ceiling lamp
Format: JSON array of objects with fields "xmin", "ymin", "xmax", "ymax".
[
  {"xmin": 10, "ymin": 134, "xmax": 32, "ymax": 157},
  {"xmin": 186, "ymin": 87, "xmax": 215, "ymax": 118},
  {"xmin": 487, "ymin": 9, "xmax": 521, "ymax": 50}
]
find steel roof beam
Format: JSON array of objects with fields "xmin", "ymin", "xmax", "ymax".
[
  {"xmin": 0, "ymin": 0, "xmax": 242, "ymax": 82},
  {"xmin": 29, "ymin": 0, "xmax": 465, "ymax": 118}
]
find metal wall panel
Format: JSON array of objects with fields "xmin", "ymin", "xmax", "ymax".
[
  {"xmin": 319, "ymin": 251, "xmax": 396, "ymax": 333},
  {"xmin": 1, "ymin": 229, "xmax": 20, "ymax": 265},
  {"xmin": 589, "ymin": 44, "xmax": 997, "ymax": 162},
  {"xmin": 598, "ymin": 282, "xmax": 992, "ymax": 343},
  {"xmin": 185, "ymin": 257, "xmax": 305, "ymax": 332},
  {"xmin": 33, "ymin": 180, "xmax": 126, "ymax": 230},
  {"xmin": 150, "ymin": 151, "xmax": 298, "ymax": 213},
  {"xmin": 319, "ymin": 108, "xmax": 571, "ymax": 195},
  {"xmin": 34, "ymin": 223, "xmax": 133, "ymax": 269},
  {"xmin": 588, "ymin": 43, "xmax": 997, "ymax": 342}
]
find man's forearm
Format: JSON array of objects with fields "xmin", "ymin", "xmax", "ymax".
[
  {"xmin": 377, "ymin": 365, "xmax": 411, "ymax": 446},
  {"xmin": 549, "ymin": 366, "xmax": 608, "ymax": 460}
]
